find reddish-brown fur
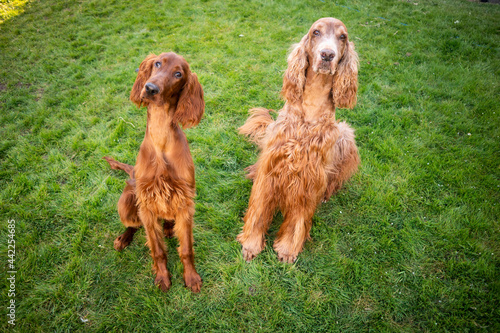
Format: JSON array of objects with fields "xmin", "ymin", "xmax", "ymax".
[
  {"xmin": 104, "ymin": 52, "xmax": 204, "ymax": 292},
  {"xmin": 238, "ymin": 18, "xmax": 361, "ymax": 263}
]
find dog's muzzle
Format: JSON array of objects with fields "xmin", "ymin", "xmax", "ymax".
[
  {"xmin": 320, "ymin": 49, "xmax": 335, "ymax": 62},
  {"xmin": 145, "ymin": 82, "xmax": 160, "ymax": 96}
]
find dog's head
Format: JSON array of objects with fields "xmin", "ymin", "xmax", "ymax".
[
  {"xmin": 307, "ymin": 18, "xmax": 352, "ymax": 75},
  {"xmin": 130, "ymin": 52, "xmax": 205, "ymax": 128},
  {"xmin": 282, "ymin": 18, "xmax": 358, "ymax": 108}
]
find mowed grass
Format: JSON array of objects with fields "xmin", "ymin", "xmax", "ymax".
[{"xmin": 0, "ymin": 0, "xmax": 499, "ymax": 331}]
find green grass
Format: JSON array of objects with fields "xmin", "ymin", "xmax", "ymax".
[
  {"xmin": 0, "ymin": 0, "xmax": 29, "ymax": 24},
  {"xmin": 1, "ymin": 0, "xmax": 499, "ymax": 331}
]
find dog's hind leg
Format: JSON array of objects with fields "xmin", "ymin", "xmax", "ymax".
[
  {"xmin": 114, "ymin": 227, "xmax": 139, "ymax": 251},
  {"xmin": 163, "ymin": 220, "xmax": 175, "ymax": 238},
  {"xmin": 114, "ymin": 182, "xmax": 141, "ymax": 251}
]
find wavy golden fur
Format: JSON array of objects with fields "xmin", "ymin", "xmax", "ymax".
[
  {"xmin": 238, "ymin": 18, "xmax": 360, "ymax": 263},
  {"xmin": 104, "ymin": 52, "xmax": 204, "ymax": 292}
]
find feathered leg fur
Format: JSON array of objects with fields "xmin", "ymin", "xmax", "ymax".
[
  {"xmin": 236, "ymin": 170, "xmax": 278, "ymax": 261},
  {"xmin": 323, "ymin": 121, "xmax": 360, "ymax": 201}
]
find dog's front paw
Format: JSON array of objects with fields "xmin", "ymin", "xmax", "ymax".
[
  {"xmin": 237, "ymin": 234, "xmax": 264, "ymax": 262},
  {"xmin": 242, "ymin": 247, "xmax": 260, "ymax": 262},
  {"xmin": 154, "ymin": 273, "xmax": 171, "ymax": 292},
  {"xmin": 277, "ymin": 252, "xmax": 298, "ymax": 264},
  {"xmin": 184, "ymin": 272, "xmax": 202, "ymax": 293},
  {"xmin": 274, "ymin": 240, "xmax": 298, "ymax": 263}
]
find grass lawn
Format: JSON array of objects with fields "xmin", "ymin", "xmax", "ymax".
[{"xmin": 1, "ymin": 0, "xmax": 499, "ymax": 331}]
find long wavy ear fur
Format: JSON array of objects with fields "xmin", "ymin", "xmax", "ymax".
[
  {"xmin": 281, "ymin": 34, "xmax": 309, "ymax": 104},
  {"xmin": 332, "ymin": 41, "xmax": 358, "ymax": 109},
  {"xmin": 174, "ymin": 72, "xmax": 205, "ymax": 129},
  {"xmin": 130, "ymin": 54, "xmax": 157, "ymax": 108}
]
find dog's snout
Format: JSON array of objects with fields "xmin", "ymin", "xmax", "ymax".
[
  {"xmin": 145, "ymin": 82, "xmax": 160, "ymax": 96},
  {"xmin": 320, "ymin": 49, "xmax": 335, "ymax": 62}
]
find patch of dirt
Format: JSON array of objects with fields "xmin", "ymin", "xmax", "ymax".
[
  {"xmin": 36, "ymin": 87, "xmax": 45, "ymax": 101},
  {"xmin": 16, "ymin": 82, "xmax": 32, "ymax": 89}
]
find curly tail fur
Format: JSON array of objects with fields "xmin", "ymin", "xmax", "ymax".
[
  {"xmin": 103, "ymin": 156, "xmax": 134, "ymax": 178},
  {"xmin": 238, "ymin": 108, "xmax": 274, "ymax": 149}
]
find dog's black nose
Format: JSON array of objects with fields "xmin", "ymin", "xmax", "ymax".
[
  {"xmin": 145, "ymin": 82, "xmax": 159, "ymax": 95},
  {"xmin": 320, "ymin": 49, "xmax": 335, "ymax": 62}
]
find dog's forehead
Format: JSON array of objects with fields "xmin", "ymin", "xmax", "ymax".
[
  {"xmin": 157, "ymin": 52, "xmax": 187, "ymax": 68},
  {"xmin": 311, "ymin": 18, "xmax": 347, "ymax": 34}
]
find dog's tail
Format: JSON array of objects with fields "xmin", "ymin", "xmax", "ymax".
[
  {"xmin": 238, "ymin": 107, "xmax": 274, "ymax": 149},
  {"xmin": 103, "ymin": 156, "xmax": 134, "ymax": 178}
]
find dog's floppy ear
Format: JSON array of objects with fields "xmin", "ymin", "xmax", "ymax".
[
  {"xmin": 332, "ymin": 41, "xmax": 358, "ymax": 109},
  {"xmin": 130, "ymin": 54, "xmax": 157, "ymax": 108},
  {"xmin": 281, "ymin": 34, "xmax": 309, "ymax": 104},
  {"xmin": 174, "ymin": 72, "xmax": 205, "ymax": 129}
]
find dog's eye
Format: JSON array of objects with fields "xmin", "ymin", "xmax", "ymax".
[
  {"xmin": 155, "ymin": 62, "xmax": 161, "ymax": 68},
  {"xmin": 339, "ymin": 34, "xmax": 346, "ymax": 40},
  {"xmin": 174, "ymin": 72, "xmax": 182, "ymax": 79},
  {"xmin": 313, "ymin": 30, "xmax": 320, "ymax": 36}
]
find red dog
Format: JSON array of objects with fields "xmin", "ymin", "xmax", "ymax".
[
  {"xmin": 238, "ymin": 18, "xmax": 360, "ymax": 263},
  {"xmin": 104, "ymin": 52, "xmax": 204, "ymax": 292}
]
